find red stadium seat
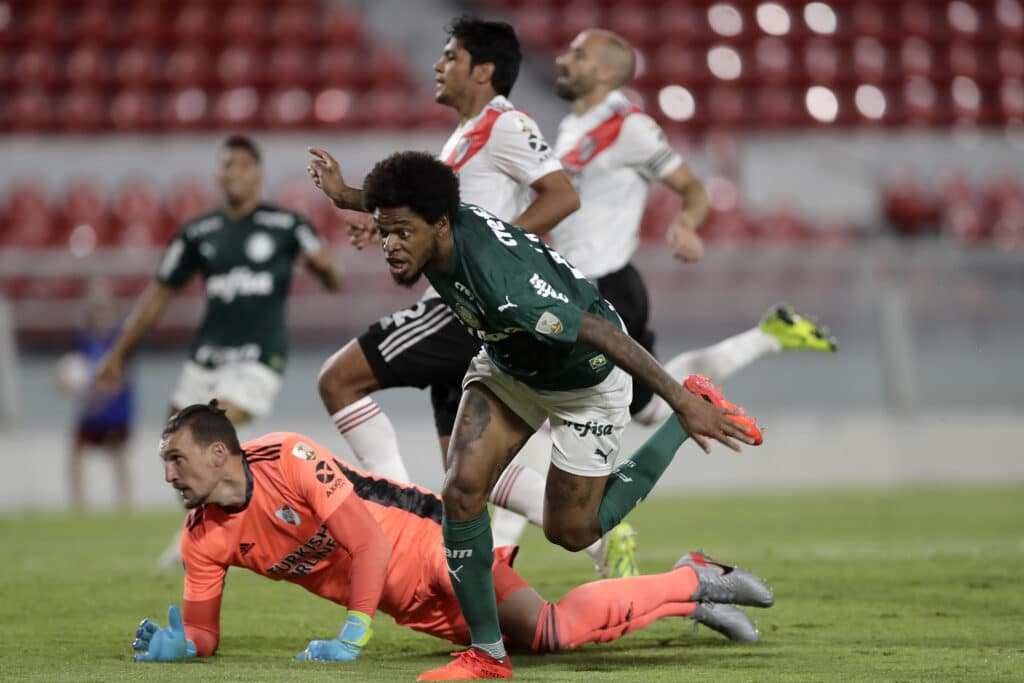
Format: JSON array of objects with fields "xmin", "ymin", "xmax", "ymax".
[
  {"xmin": 998, "ymin": 78, "xmax": 1024, "ymax": 119},
  {"xmin": 165, "ymin": 180, "xmax": 214, "ymax": 232},
  {"xmin": 72, "ymin": 4, "xmax": 114, "ymax": 46},
  {"xmin": 707, "ymin": 85, "xmax": 746, "ymax": 127},
  {"xmin": 321, "ymin": 9, "xmax": 366, "ymax": 48},
  {"xmin": 14, "ymin": 46, "xmax": 58, "ymax": 87},
  {"xmin": 166, "ymin": 46, "xmax": 213, "ymax": 89},
  {"xmin": 942, "ymin": 200, "xmax": 988, "ymax": 245},
  {"xmin": 852, "ymin": 36, "xmax": 889, "ymax": 84},
  {"xmin": 173, "ymin": 5, "xmax": 218, "ymax": 45},
  {"xmin": 165, "ymin": 87, "xmax": 212, "ymax": 130},
  {"xmin": 109, "ymin": 89, "xmax": 159, "ymax": 131},
  {"xmin": 317, "ymin": 46, "xmax": 359, "ymax": 88},
  {"xmin": 213, "ymin": 87, "xmax": 261, "ymax": 129},
  {"xmin": 753, "ymin": 85, "xmax": 799, "ymax": 127},
  {"xmin": 263, "ymin": 88, "xmax": 313, "ymax": 129},
  {"xmin": 559, "ymin": 2, "xmax": 603, "ymax": 45},
  {"xmin": 268, "ymin": 45, "xmax": 313, "ymax": 89},
  {"xmin": 753, "ymin": 37, "xmax": 794, "ymax": 84},
  {"xmin": 882, "ymin": 172, "xmax": 938, "ymax": 236},
  {"xmin": 59, "ymin": 89, "xmax": 106, "ymax": 132},
  {"xmin": 114, "ymin": 46, "xmax": 161, "ymax": 88},
  {"xmin": 756, "ymin": 207, "xmax": 810, "ymax": 242},
  {"xmin": 312, "ymin": 87, "xmax": 357, "ymax": 128},
  {"xmin": 123, "ymin": 6, "xmax": 170, "ymax": 47},
  {"xmin": 652, "ymin": 44, "xmax": 709, "ymax": 87},
  {"xmin": 658, "ymin": 4, "xmax": 707, "ymax": 45},
  {"xmin": 359, "ymin": 49, "xmax": 408, "ymax": 89},
  {"xmin": 947, "ymin": 0, "xmax": 982, "ymax": 40},
  {"xmin": 900, "ymin": 37, "xmax": 935, "ymax": 79},
  {"xmin": 273, "ymin": 5, "xmax": 318, "ymax": 44},
  {"xmin": 804, "ymin": 38, "xmax": 842, "ymax": 84},
  {"xmin": 2, "ymin": 183, "xmax": 54, "ymax": 247},
  {"xmin": 9, "ymin": 88, "xmax": 54, "ymax": 131},
  {"xmin": 223, "ymin": 5, "xmax": 268, "ymax": 46},
  {"xmin": 606, "ymin": 6, "xmax": 657, "ymax": 48},
  {"xmin": 23, "ymin": 4, "xmax": 63, "ymax": 46},
  {"xmin": 111, "ymin": 181, "xmax": 166, "ymax": 247},
  {"xmin": 997, "ymin": 42, "xmax": 1024, "ymax": 78},
  {"xmin": 994, "ymin": 0, "xmax": 1024, "ymax": 39},
  {"xmin": 901, "ymin": 2, "xmax": 942, "ymax": 40},
  {"xmin": 356, "ymin": 89, "xmax": 413, "ymax": 128},
  {"xmin": 65, "ymin": 44, "xmax": 109, "ymax": 89},
  {"xmin": 512, "ymin": 5, "xmax": 559, "ymax": 48},
  {"xmin": 59, "ymin": 181, "xmax": 110, "ymax": 245},
  {"xmin": 217, "ymin": 44, "xmax": 265, "ymax": 88}
]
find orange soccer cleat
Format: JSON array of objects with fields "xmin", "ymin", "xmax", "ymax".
[
  {"xmin": 683, "ymin": 374, "xmax": 763, "ymax": 445},
  {"xmin": 417, "ymin": 648, "xmax": 513, "ymax": 681}
]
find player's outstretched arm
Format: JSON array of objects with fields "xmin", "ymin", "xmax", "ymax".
[
  {"xmin": 94, "ymin": 282, "xmax": 175, "ymax": 391},
  {"xmin": 131, "ymin": 605, "xmax": 197, "ymax": 662},
  {"xmin": 307, "ymin": 147, "xmax": 366, "ymax": 211},
  {"xmin": 514, "ymin": 170, "xmax": 580, "ymax": 236},
  {"xmin": 576, "ymin": 312, "xmax": 755, "ymax": 453},
  {"xmin": 303, "ymin": 247, "xmax": 342, "ymax": 291},
  {"xmin": 661, "ymin": 163, "xmax": 709, "ymax": 264}
]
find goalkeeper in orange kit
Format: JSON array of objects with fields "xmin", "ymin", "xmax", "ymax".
[{"xmin": 131, "ymin": 401, "xmax": 773, "ymax": 671}]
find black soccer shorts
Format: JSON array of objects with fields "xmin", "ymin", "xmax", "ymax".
[
  {"xmin": 358, "ymin": 297, "xmax": 482, "ymax": 437},
  {"xmin": 596, "ymin": 262, "xmax": 657, "ymax": 416}
]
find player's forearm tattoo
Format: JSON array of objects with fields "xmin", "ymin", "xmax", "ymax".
[{"xmin": 451, "ymin": 389, "xmax": 491, "ymax": 459}]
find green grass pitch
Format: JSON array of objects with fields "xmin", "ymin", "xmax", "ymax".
[{"xmin": 2, "ymin": 487, "xmax": 1022, "ymax": 682}]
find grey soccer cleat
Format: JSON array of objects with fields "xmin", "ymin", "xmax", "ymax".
[
  {"xmin": 675, "ymin": 550, "xmax": 775, "ymax": 608},
  {"xmin": 690, "ymin": 602, "xmax": 760, "ymax": 642}
]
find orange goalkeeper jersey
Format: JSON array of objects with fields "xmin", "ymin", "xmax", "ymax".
[{"xmin": 181, "ymin": 432, "xmax": 445, "ymax": 622}]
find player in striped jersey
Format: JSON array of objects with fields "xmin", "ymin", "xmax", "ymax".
[{"xmin": 131, "ymin": 401, "xmax": 773, "ymax": 673}]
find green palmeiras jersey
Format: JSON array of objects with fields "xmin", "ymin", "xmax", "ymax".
[
  {"xmin": 426, "ymin": 203, "xmax": 621, "ymax": 391},
  {"xmin": 157, "ymin": 202, "xmax": 322, "ymax": 372}
]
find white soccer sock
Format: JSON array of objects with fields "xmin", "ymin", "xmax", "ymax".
[
  {"xmin": 489, "ymin": 464, "xmax": 541, "ymax": 545},
  {"xmin": 332, "ymin": 397, "xmax": 410, "ymax": 483},
  {"xmin": 633, "ymin": 327, "xmax": 782, "ymax": 425}
]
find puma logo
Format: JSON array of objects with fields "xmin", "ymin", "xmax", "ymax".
[
  {"xmin": 448, "ymin": 564, "xmax": 465, "ymax": 583},
  {"xmin": 497, "ymin": 296, "xmax": 518, "ymax": 312},
  {"xmin": 594, "ymin": 447, "xmax": 611, "ymax": 463}
]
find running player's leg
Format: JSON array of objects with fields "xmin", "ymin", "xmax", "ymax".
[
  {"xmin": 317, "ymin": 339, "xmax": 406, "ymax": 480},
  {"xmin": 442, "ymin": 376, "xmax": 536, "ymax": 666}
]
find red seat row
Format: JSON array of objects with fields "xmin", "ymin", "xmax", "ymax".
[{"xmin": 2, "ymin": 87, "xmax": 453, "ymax": 132}]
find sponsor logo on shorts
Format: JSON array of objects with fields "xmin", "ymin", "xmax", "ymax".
[
  {"xmin": 274, "ymin": 505, "xmax": 302, "ymax": 527},
  {"xmin": 454, "ymin": 281, "xmax": 476, "ymax": 300},
  {"xmin": 535, "ymin": 311, "xmax": 564, "ymax": 335},
  {"xmin": 566, "ymin": 419, "xmax": 614, "ymax": 437},
  {"xmin": 292, "ymin": 442, "xmax": 316, "ymax": 461}
]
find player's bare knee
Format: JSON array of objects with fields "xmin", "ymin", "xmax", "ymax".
[
  {"xmin": 317, "ymin": 349, "xmax": 374, "ymax": 408},
  {"xmin": 543, "ymin": 522, "xmax": 596, "ymax": 553},
  {"xmin": 441, "ymin": 479, "xmax": 489, "ymax": 520}
]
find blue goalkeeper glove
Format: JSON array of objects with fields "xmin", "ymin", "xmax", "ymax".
[
  {"xmin": 295, "ymin": 610, "xmax": 373, "ymax": 662},
  {"xmin": 132, "ymin": 605, "xmax": 197, "ymax": 662}
]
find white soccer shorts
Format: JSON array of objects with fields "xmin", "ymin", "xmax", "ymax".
[{"xmin": 171, "ymin": 360, "xmax": 282, "ymax": 419}]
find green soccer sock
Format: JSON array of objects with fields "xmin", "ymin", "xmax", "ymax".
[
  {"xmin": 598, "ymin": 416, "xmax": 689, "ymax": 534},
  {"xmin": 442, "ymin": 509, "xmax": 506, "ymax": 660}
]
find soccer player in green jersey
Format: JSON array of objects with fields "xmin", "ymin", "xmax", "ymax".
[
  {"xmin": 96, "ymin": 135, "xmax": 339, "ymax": 426},
  {"xmin": 354, "ymin": 151, "xmax": 758, "ymax": 680}
]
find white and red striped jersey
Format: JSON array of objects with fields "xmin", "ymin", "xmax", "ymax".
[
  {"xmin": 550, "ymin": 90, "xmax": 683, "ymax": 279},
  {"xmin": 439, "ymin": 95, "xmax": 563, "ymax": 224}
]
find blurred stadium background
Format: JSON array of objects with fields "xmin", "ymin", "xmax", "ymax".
[{"xmin": 1, "ymin": 0, "xmax": 1023, "ymax": 511}]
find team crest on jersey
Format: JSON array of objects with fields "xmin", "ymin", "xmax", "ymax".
[
  {"xmin": 535, "ymin": 311, "xmax": 564, "ymax": 335},
  {"xmin": 245, "ymin": 232, "xmax": 275, "ymax": 263},
  {"xmin": 453, "ymin": 137, "xmax": 474, "ymax": 166},
  {"xmin": 454, "ymin": 303, "xmax": 481, "ymax": 329},
  {"xmin": 291, "ymin": 442, "xmax": 316, "ymax": 461},
  {"xmin": 275, "ymin": 505, "xmax": 302, "ymax": 526}
]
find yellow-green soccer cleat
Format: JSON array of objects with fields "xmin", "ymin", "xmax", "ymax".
[
  {"xmin": 759, "ymin": 304, "xmax": 838, "ymax": 352},
  {"xmin": 597, "ymin": 522, "xmax": 640, "ymax": 578}
]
